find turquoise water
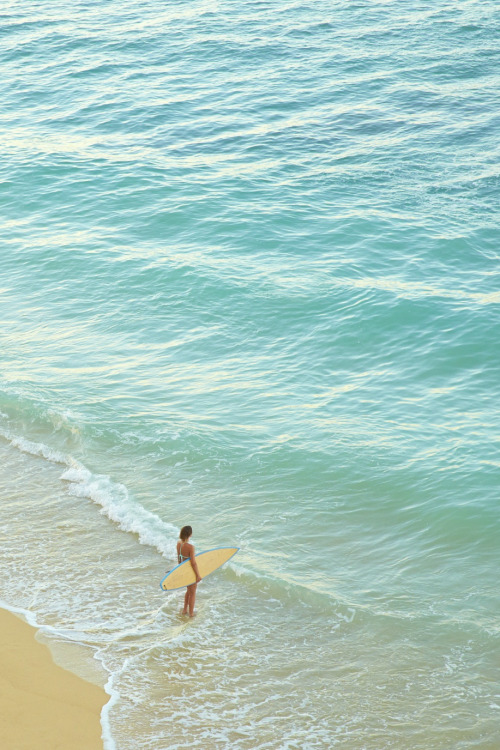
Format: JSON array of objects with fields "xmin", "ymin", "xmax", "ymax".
[{"xmin": 1, "ymin": 1, "xmax": 500, "ymax": 747}]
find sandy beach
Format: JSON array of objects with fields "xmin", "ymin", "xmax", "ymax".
[{"xmin": 0, "ymin": 608, "xmax": 106, "ymax": 750}]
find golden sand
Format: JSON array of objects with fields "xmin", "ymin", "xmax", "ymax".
[{"xmin": 0, "ymin": 608, "xmax": 106, "ymax": 750}]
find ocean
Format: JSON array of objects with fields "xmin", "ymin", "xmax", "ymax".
[{"xmin": 1, "ymin": 1, "xmax": 499, "ymax": 747}]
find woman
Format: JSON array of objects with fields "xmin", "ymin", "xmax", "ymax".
[{"xmin": 176, "ymin": 525, "xmax": 202, "ymax": 617}]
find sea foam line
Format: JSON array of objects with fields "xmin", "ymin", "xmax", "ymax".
[{"xmin": 0, "ymin": 427, "xmax": 178, "ymax": 559}]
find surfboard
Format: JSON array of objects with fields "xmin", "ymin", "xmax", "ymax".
[{"xmin": 160, "ymin": 547, "xmax": 239, "ymax": 591}]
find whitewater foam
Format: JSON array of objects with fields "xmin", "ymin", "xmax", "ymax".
[{"xmin": 1, "ymin": 428, "xmax": 178, "ymax": 560}]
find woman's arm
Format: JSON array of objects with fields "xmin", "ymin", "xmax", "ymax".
[{"xmin": 189, "ymin": 546, "xmax": 202, "ymax": 583}]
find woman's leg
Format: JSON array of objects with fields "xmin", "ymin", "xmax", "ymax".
[
  {"xmin": 188, "ymin": 583, "xmax": 197, "ymax": 617},
  {"xmin": 182, "ymin": 589, "xmax": 189, "ymax": 615}
]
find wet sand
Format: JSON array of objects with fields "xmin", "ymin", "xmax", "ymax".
[{"xmin": 0, "ymin": 607, "xmax": 106, "ymax": 750}]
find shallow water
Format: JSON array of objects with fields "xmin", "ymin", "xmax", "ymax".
[{"xmin": 1, "ymin": 1, "xmax": 500, "ymax": 747}]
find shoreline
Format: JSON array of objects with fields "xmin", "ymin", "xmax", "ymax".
[{"xmin": 0, "ymin": 607, "xmax": 107, "ymax": 750}]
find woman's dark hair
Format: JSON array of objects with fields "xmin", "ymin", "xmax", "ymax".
[{"xmin": 180, "ymin": 525, "xmax": 192, "ymax": 541}]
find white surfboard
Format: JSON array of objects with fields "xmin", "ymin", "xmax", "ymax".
[{"xmin": 160, "ymin": 547, "xmax": 239, "ymax": 591}]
